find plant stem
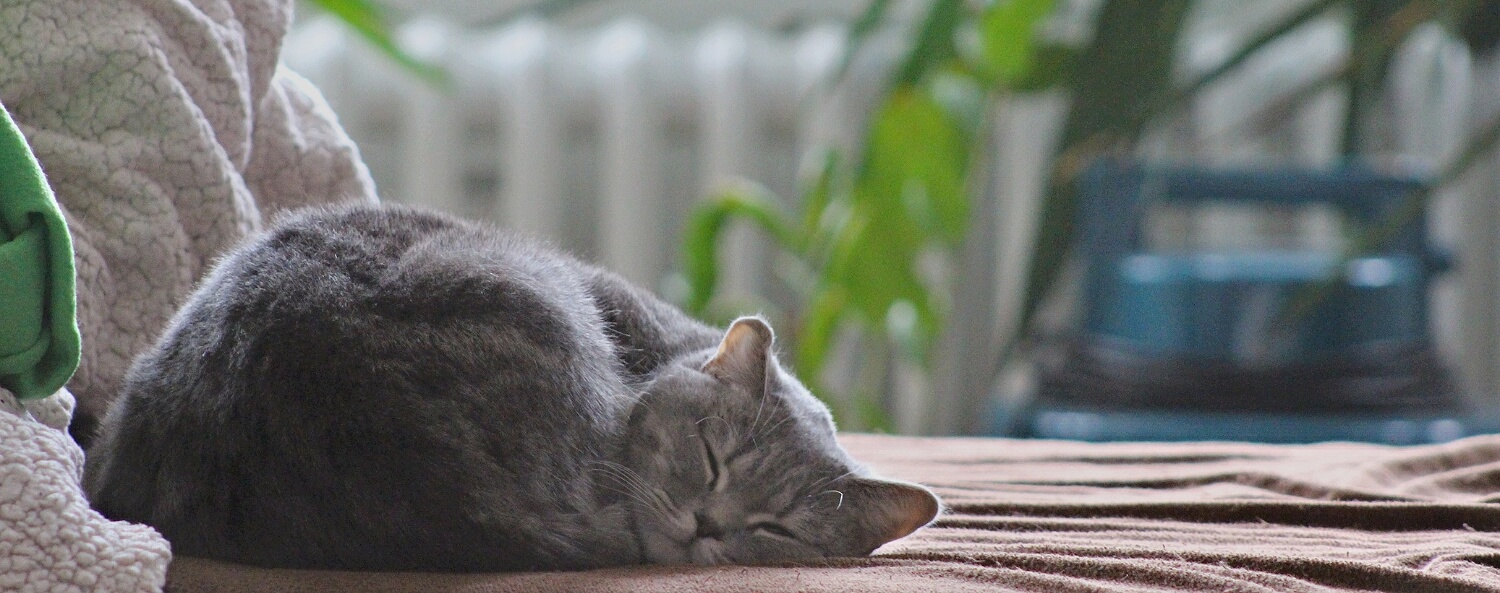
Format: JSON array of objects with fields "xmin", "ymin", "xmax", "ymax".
[
  {"xmin": 1278, "ymin": 112, "xmax": 1500, "ymax": 327},
  {"xmin": 1010, "ymin": 0, "xmax": 1470, "ymax": 367},
  {"xmin": 1015, "ymin": 0, "xmax": 1192, "ymax": 362},
  {"xmin": 475, "ymin": 0, "xmax": 606, "ymax": 27},
  {"xmin": 1180, "ymin": 0, "xmax": 1343, "ymax": 101}
]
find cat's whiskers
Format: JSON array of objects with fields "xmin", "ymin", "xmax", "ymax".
[
  {"xmin": 694, "ymin": 416, "xmax": 725, "ymax": 432},
  {"xmin": 586, "ymin": 460, "xmax": 687, "ymax": 531},
  {"xmin": 803, "ymin": 470, "xmax": 855, "ymax": 513},
  {"xmin": 586, "ymin": 461, "xmax": 657, "ymax": 505},
  {"xmin": 807, "ymin": 470, "xmax": 856, "ymax": 494},
  {"xmin": 586, "ymin": 462, "xmax": 672, "ymax": 520},
  {"xmin": 814, "ymin": 489, "xmax": 846, "ymax": 511},
  {"xmin": 593, "ymin": 479, "xmax": 678, "ymax": 531},
  {"xmin": 751, "ymin": 414, "xmax": 794, "ymax": 444},
  {"xmin": 748, "ymin": 388, "xmax": 770, "ymax": 447}
]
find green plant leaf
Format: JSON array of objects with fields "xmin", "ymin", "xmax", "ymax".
[
  {"xmin": 676, "ymin": 0, "xmax": 1059, "ymax": 430},
  {"xmin": 894, "ymin": 0, "xmax": 965, "ymax": 86},
  {"xmin": 680, "ymin": 184, "xmax": 801, "ymax": 315},
  {"xmin": 825, "ymin": 196, "xmax": 938, "ymax": 355},
  {"xmin": 1008, "ymin": 42, "xmax": 1078, "ymax": 91},
  {"xmin": 835, "ymin": 0, "xmax": 894, "ymax": 83},
  {"xmin": 864, "ymin": 88, "xmax": 970, "ymax": 243},
  {"xmin": 979, "ymin": 0, "xmax": 1056, "ymax": 84},
  {"xmin": 854, "ymin": 395, "xmax": 896, "ymax": 433},
  {"xmin": 930, "ymin": 72, "xmax": 987, "ymax": 138},
  {"xmin": 309, "ymin": 0, "xmax": 451, "ymax": 88},
  {"xmin": 795, "ymin": 286, "xmax": 850, "ymax": 381},
  {"xmin": 800, "ymin": 149, "xmax": 843, "ymax": 249}
]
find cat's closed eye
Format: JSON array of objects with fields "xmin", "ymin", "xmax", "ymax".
[
  {"xmin": 750, "ymin": 521, "xmax": 797, "ymax": 540},
  {"xmin": 699, "ymin": 433, "xmax": 723, "ymax": 490}
]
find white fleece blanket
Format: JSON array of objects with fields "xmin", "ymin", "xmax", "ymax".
[
  {"xmin": 0, "ymin": 0, "xmax": 378, "ymax": 436},
  {"xmin": 1, "ymin": 388, "xmax": 168, "ymax": 593},
  {"xmin": 0, "ymin": 0, "xmax": 379, "ymax": 591}
]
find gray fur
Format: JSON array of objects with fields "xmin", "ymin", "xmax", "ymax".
[{"xmin": 83, "ymin": 203, "xmax": 938, "ymax": 572}]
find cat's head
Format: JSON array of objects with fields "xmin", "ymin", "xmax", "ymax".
[{"xmin": 618, "ymin": 316, "xmax": 940, "ymax": 565}]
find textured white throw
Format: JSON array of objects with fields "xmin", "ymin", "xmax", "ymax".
[
  {"xmin": 0, "ymin": 0, "xmax": 379, "ymax": 591},
  {"xmin": 0, "ymin": 0, "xmax": 378, "ymax": 432},
  {"xmin": 1, "ymin": 388, "xmax": 170, "ymax": 593}
]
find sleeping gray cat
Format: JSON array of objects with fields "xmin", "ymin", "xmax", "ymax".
[{"xmin": 83, "ymin": 203, "xmax": 939, "ymax": 572}]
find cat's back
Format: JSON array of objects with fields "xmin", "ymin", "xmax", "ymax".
[
  {"xmin": 185, "ymin": 204, "xmax": 622, "ymax": 412},
  {"xmin": 85, "ymin": 204, "xmax": 634, "ymax": 571},
  {"xmin": 214, "ymin": 203, "xmax": 615, "ymax": 377},
  {"xmin": 231, "ymin": 204, "xmax": 558, "ymax": 325}
]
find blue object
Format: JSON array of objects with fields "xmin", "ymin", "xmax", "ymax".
[
  {"xmin": 1018, "ymin": 406, "xmax": 1500, "ymax": 445},
  {"xmin": 1008, "ymin": 161, "xmax": 1475, "ymax": 444},
  {"xmin": 1078, "ymin": 161, "xmax": 1442, "ymax": 364}
]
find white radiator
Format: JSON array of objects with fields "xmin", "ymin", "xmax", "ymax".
[
  {"xmin": 282, "ymin": 14, "xmax": 1500, "ymax": 433},
  {"xmin": 283, "ymin": 15, "xmax": 970, "ymax": 433},
  {"xmin": 284, "ymin": 16, "xmax": 898, "ymax": 295}
]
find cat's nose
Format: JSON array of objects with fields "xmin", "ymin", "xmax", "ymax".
[{"xmin": 694, "ymin": 511, "xmax": 725, "ymax": 540}]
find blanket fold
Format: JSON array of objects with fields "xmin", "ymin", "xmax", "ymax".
[
  {"xmin": 162, "ymin": 434, "xmax": 1500, "ymax": 593},
  {"xmin": 0, "ymin": 387, "xmax": 170, "ymax": 593}
]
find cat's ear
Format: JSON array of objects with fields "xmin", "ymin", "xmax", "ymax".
[
  {"xmin": 844, "ymin": 477, "xmax": 941, "ymax": 553},
  {"xmin": 702, "ymin": 316, "xmax": 774, "ymax": 388}
]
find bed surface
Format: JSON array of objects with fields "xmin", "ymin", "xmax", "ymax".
[{"xmin": 165, "ymin": 433, "xmax": 1500, "ymax": 592}]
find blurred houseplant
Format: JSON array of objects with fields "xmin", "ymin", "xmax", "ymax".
[
  {"xmin": 302, "ymin": 0, "xmax": 450, "ymax": 86},
  {"xmin": 682, "ymin": 0, "xmax": 1056, "ymax": 429},
  {"xmin": 315, "ymin": 0, "xmax": 1500, "ymax": 431},
  {"xmin": 683, "ymin": 0, "xmax": 1500, "ymax": 431},
  {"xmin": 307, "ymin": 0, "xmax": 1059, "ymax": 430}
]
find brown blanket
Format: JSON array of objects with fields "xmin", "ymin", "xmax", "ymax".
[{"xmin": 165, "ymin": 434, "xmax": 1500, "ymax": 592}]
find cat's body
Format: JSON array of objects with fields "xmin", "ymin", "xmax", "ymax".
[{"xmin": 84, "ymin": 204, "xmax": 937, "ymax": 572}]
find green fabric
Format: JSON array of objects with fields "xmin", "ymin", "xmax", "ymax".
[{"xmin": 0, "ymin": 101, "xmax": 78, "ymax": 399}]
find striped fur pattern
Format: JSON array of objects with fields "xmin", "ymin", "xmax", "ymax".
[{"xmin": 84, "ymin": 204, "xmax": 938, "ymax": 571}]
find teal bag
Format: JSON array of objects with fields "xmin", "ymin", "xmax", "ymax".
[{"xmin": 0, "ymin": 101, "xmax": 79, "ymax": 400}]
